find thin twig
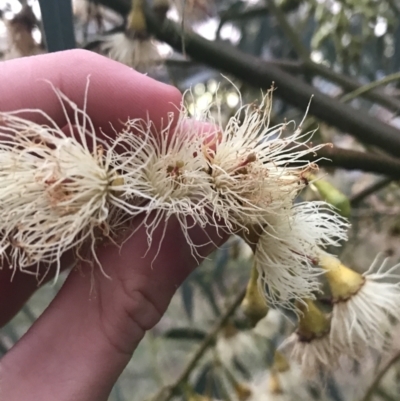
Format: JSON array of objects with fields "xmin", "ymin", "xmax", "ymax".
[
  {"xmin": 340, "ymin": 72, "xmax": 400, "ymax": 104},
  {"xmin": 152, "ymin": 287, "xmax": 246, "ymax": 401},
  {"xmin": 350, "ymin": 178, "xmax": 395, "ymax": 207},
  {"xmin": 301, "ymin": 70, "xmax": 400, "ymax": 135},
  {"xmin": 362, "ymin": 350, "xmax": 400, "ymax": 401},
  {"xmin": 266, "ymin": 0, "xmax": 309, "ymax": 61},
  {"xmin": 304, "ymin": 61, "xmax": 400, "ymax": 112}
]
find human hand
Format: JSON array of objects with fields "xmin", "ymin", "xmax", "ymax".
[{"xmin": 0, "ymin": 50, "xmax": 224, "ymax": 401}]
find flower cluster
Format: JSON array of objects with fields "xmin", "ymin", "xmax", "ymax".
[
  {"xmin": 0, "ymin": 88, "xmax": 149, "ymax": 278},
  {"xmin": 0, "ymin": 86, "xmax": 341, "ymax": 279},
  {"xmin": 2, "ymin": 82, "xmax": 400, "ymax": 377}
]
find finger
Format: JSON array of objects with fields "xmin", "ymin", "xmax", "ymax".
[
  {"xmin": 0, "ymin": 218, "xmax": 227, "ymax": 401},
  {"xmin": 0, "ymin": 248, "xmax": 77, "ymax": 328},
  {"xmin": 0, "ymin": 49, "xmax": 182, "ymax": 133}
]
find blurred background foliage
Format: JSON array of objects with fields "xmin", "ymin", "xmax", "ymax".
[{"xmin": 1, "ymin": 0, "xmax": 400, "ymax": 400}]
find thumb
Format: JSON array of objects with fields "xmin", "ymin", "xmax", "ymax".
[{"xmin": 0, "ymin": 217, "xmax": 226, "ymax": 401}]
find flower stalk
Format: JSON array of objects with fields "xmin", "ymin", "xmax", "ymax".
[{"xmin": 241, "ymin": 261, "xmax": 269, "ymax": 327}]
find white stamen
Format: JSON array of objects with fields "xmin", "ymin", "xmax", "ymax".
[
  {"xmin": 279, "ymin": 332, "xmax": 340, "ymax": 377},
  {"xmin": 122, "ymin": 114, "xmax": 214, "ymax": 259},
  {"xmin": 202, "ymin": 90, "xmax": 326, "ymax": 233},
  {"xmin": 0, "ymin": 86, "xmax": 148, "ymax": 279},
  {"xmin": 330, "ymin": 254, "xmax": 400, "ymax": 359},
  {"xmin": 100, "ymin": 33, "xmax": 161, "ymax": 71},
  {"xmin": 255, "ymin": 202, "xmax": 348, "ymax": 309}
]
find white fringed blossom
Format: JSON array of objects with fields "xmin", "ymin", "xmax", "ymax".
[
  {"xmin": 0, "ymin": 88, "xmax": 148, "ymax": 277},
  {"xmin": 319, "ymin": 253, "xmax": 400, "ymax": 360},
  {"xmin": 121, "ymin": 116, "xmax": 213, "ymax": 256},
  {"xmin": 100, "ymin": 33, "xmax": 161, "ymax": 71},
  {"xmin": 255, "ymin": 202, "xmax": 348, "ymax": 309},
  {"xmin": 279, "ymin": 299, "xmax": 341, "ymax": 376},
  {"xmin": 280, "ymin": 331, "xmax": 340, "ymax": 377},
  {"xmin": 202, "ymin": 91, "xmax": 325, "ymax": 233}
]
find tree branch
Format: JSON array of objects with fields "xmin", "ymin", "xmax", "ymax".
[
  {"xmin": 219, "ymin": 0, "xmax": 302, "ymax": 24},
  {"xmin": 143, "ymin": 12, "xmax": 400, "ymax": 158},
  {"xmin": 309, "ymin": 147, "xmax": 400, "ymax": 179},
  {"xmin": 97, "ymin": 0, "xmax": 400, "ymax": 113}
]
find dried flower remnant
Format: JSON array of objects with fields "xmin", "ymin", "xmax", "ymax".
[
  {"xmin": 255, "ymin": 202, "xmax": 348, "ymax": 309},
  {"xmin": 174, "ymin": 0, "xmax": 217, "ymax": 24},
  {"xmin": 4, "ymin": 6, "xmax": 43, "ymax": 60},
  {"xmin": 319, "ymin": 252, "xmax": 400, "ymax": 359},
  {"xmin": 0, "ymin": 87, "xmax": 148, "ymax": 278}
]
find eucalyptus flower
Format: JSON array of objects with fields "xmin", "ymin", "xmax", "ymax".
[
  {"xmin": 255, "ymin": 202, "xmax": 348, "ymax": 309},
  {"xmin": 279, "ymin": 299, "xmax": 340, "ymax": 376},
  {"xmin": 0, "ymin": 87, "xmax": 148, "ymax": 278},
  {"xmin": 202, "ymin": 90, "xmax": 325, "ymax": 234},
  {"xmin": 121, "ymin": 115, "xmax": 213, "ymax": 257},
  {"xmin": 319, "ymin": 252, "xmax": 400, "ymax": 359},
  {"xmin": 100, "ymin": 32, "xmax": 161, "ymax": 71},
  {"xmin": 100, "ymin": 0, "xmax": 162, "ymax": 71}
]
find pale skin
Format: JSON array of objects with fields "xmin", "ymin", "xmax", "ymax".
[{"xmin": 0, "ymin": 49, "xmax": 225, "ymax": 401}]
